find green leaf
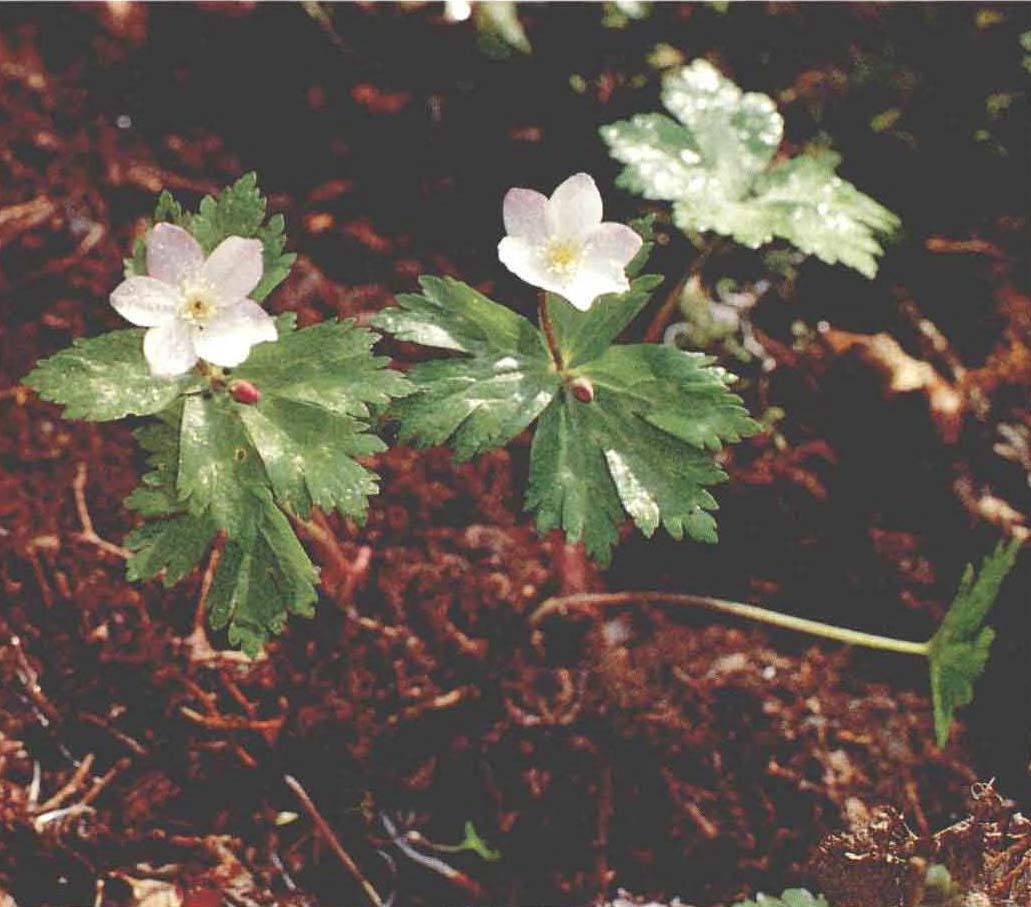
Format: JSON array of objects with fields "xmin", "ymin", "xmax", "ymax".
[
  {"xmin": 176, "ymin": 394, "xmax": 267, "ymax": 533},
  {"xmin": 173, "ymin": 319, "xmax": 404, "ymax": 526},
  {"xmin": 526, "ymin": 393, "xmax": 624, "ymax": 563},
  {"xmin": 231, "ymin": 316, "xmax": 408, "ymax": 518},
  {"xmin": 457, "ymin": 821, "xmax": 501, "ymax": 862},
  {"xmin": 122, "ymin": 405, "xmax": 322, "ymax": 656},
  {"xmin": 527, "ymin": 345, "xmax": 757, "ymax": 564},
  {"xmin": 377, "ymin": 271, "xmax": 758, "ymax": 563},
  {"xmin": 125, "ymin": 510, "xmax": 217, "ymax": 588},
  {"xmin": 236, "ymin": 399, "xmax": 383, "ymax": 521},
  {"xmin": 125, "ymin": 190, "xmax": 188, "ymax": 277},
  {"xmin": 601, "ymin": 58, "xmax": 899, "ymax": 277},
  {"xmin": 579, "ymin": 344, "xmax": 759, "ymax": 451},
  {"xmin": 234, "ymin": 314, "xmax": 409, "ymax": 421},
  {"xmin": 732, "ymin": 890, "xmax": 830, "ymax": 907},
  {"xmin": 372, "ymin": 277, "xmax": 560, "ymax": 460},
  {"xmin": 927, "ymin": 539, "xmax": 1021, "ymax": 747},
  {"xmin": 544, "ymin": 276, "xmax": 661, "ymax": 371},
  {"xmin": 206, "ymin": 489, "xmax": 319, "ymax": 658},
  {"xmin": 373, "ymin": 276, "xmax": 544, "ymax": 356},
  {"xmin": 24, "ymin": 330, "xmax": 203, "ymax": 421},
  {"xmin": 123, "ymin": 415, "xmax": 216, "ymax": 588},
  {"xmin": 122, "ymin": 316, "xmax": 406, "ymax": 651},
  {"xmin": 125, "ymin": 173, "xmax": 295, "ymax": 300}
]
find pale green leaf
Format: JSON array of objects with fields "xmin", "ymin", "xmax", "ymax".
[
  {"xmin": 24, "ymin": 330, "xmax": 202, "ymax": 421},
  {"xmin": 601, "ymin": 58, "xmax": 899, "ymax": 277},
  {"xmin": 732, "ymin": 890, "xmax": 830, "ymax": 907}
]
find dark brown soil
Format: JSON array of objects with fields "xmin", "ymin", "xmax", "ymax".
[{"xmin": 2, "ymin": 4, "xmax": 1031, "ymax": 906}]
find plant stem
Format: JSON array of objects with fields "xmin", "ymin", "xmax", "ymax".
[
  {"xmin": 530, "ymin": 590, "xmax": 931, "ymax": 657},
  {"xmin": 538, "ymin": 292, "xmax": 564, "ymax": 370},
  {"xmin": 643, "ymin": 236, "xmax": 724, "ymax": 343}
]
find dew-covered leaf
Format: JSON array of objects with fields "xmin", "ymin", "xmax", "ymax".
[
  {"xmin": 601, "ymin": 58, "xmax": 899, "ymax": 277},
  {"xmin": 732, "ymin": 890, "xmax": 830, "ymax": 907}
]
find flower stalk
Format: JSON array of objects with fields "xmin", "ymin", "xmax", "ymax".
[
  {"xmin": 538, "ymin": 292, "xmax": 564, "ymax": 371},
  {"xmin": 530, "ymin": 590, "xmax": 931, "ymax": 657}
]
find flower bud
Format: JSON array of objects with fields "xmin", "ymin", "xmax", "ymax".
[
  {"xmin": 570, "ymin": 376, "xmax": 595, "ymax": 404},
  {"xmin": 229, "ymin": 379, "xmax": 261, "ymax": 405}
]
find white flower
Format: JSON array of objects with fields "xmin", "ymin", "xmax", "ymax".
[
  {"xmin": 497, "ymin": 172, "xmax": 643, "ymax": 312},
  {"xmin": 110, "ymin": 223, "xmax": 277, "ymax": 377}
]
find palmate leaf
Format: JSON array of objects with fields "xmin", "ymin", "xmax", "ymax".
[
  {"xmin": 123, "ymin": 315, "xmax": 408, "ymax": 652},
  {"xmin": 25, "ymin": 174, "xmax": 404, "ymax": 654},
  {"xmin": 375, "ymin": 267, "xmax": 759, "ymax": 565},
  {"xmin": 601, "ymin": 58, "xmax": 899, "ymax": 278},
  {"xmin": 927, "ymin": 538, "xmax": 1021, "ymax": 747},
  {"xmin": 23, "ymin": 330, "xmax": 203, "ymax": 421}
]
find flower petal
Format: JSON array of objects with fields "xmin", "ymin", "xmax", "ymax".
[
  {"xmin": 585, "ymin": 222, "xmax": 643, "ymax": 268},
  {"xmin": 193, "ymin": 299, "xmax": 277, "ymax": 368},
  {"xmin": 143, "ymin": 320, "xmax": 198, "ymax": 377},
  {"xmin": 201, "ymin": 236, "xmax": 264, "ymax": 303},
  {"xmin": 561, "ymin": 261, "xmax": 631, "ymax": 312},
  {"xmin": 499, "ymin": 236, "xmax": 556, "ymax": 294},
  {"xmin": 502, "ymin": 188, "xmax": 549, "ymax": 242},
  {"xmin": 110, "ymin": 276, "xmax": 181, "ymax": 327},
  {"xmin": 547, "ymin": 173, "xmax": 603, "ymax": 239},
  {"xmin": 146, "ymin": 223, "xmax": 204, "ymax": 285}
]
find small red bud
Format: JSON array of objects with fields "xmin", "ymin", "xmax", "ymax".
[
  {"xmin": 229, "ymin": 379, "xmax": 261, "ymax": 405},
  {"xmin": 570, "ymin": 376, "xmax": 595, "ymax": 404}
]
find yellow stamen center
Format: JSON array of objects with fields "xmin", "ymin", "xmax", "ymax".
[
  {"xmin": 180, "ymin": 287, "xmax": 216, "ymax": 325},
  {"xmin": 544, "ymin": 239, "xmax": 582, "ymax": 279}
]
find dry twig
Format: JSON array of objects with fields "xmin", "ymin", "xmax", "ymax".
[{"xmin": 284, "ymin": 773, "xmax": 385, "ymax": 907}]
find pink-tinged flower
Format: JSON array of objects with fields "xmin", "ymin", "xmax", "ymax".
[
  {"xmin": 110, "ymin": 223, "xmax": 277, "ymax": 377},
  {"xmin": 497, "ymin": 172, "xmax": 642, "ymax": 312}
]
